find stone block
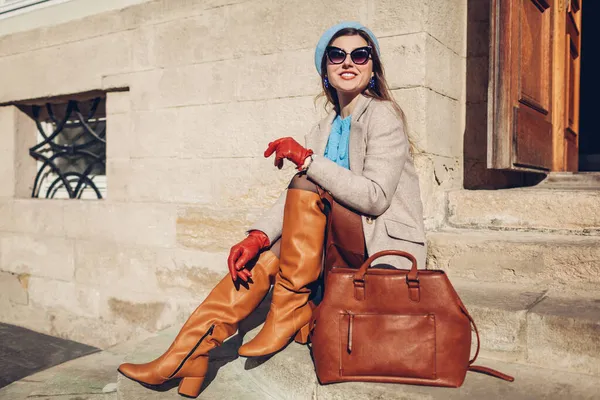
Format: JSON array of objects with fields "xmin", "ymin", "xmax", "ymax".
[
  {"xmin": 0, "ymin": 200, "xmax": 11, "ymax": 232},
  {"xmin": 426, "ymin": 0, "xmax": 467, "ymax": 56},
  {"xmin": 413, "ymin": 153, "xmax": 461, "ymax": 231},
  {"xmin": 105, "ymin": 296, "xmax": 169, "ymax": 333},
  {"xmin": 0, "ymin": 300, "xmax": 52, "ymax": 340},
  {"xmin": 14, "ymin": 108, "xmax": 38, "ymax": 198},
  {"xmin": 176, "ymin": 206, "xmax": 266, "ymax": 252},
  {"xmin": 0, "ymin": 8, "xmax": 129, "ymax": 57},
  {"xmin": 369, "ymin": 0, "xmax": 427, "ymax": 38},
  {"xmin": 130, "ymin": 25, "xmax": 156, "ymax": 71},
  {"xmin": 0, "ymin": 32, "xmax": 132, "ymax": 103},
  {"xmin": 0, "ymin": 271, "xmax": 28, "ymax": 305},
  {"xmin": 121, "ymin": 0, "xmax": 250, "ymax": 28},
  {"xmin": 454, "ymin": 281, "xmax": 544, "ymax": 362},
  {"xmin": 155, "ymin": 61, "xmax": 237, "ymax": 108},
  {"xmin": 73, "ymin": 240, "xmax": 160, "ymax": 293},
  {"xmin": 0, "ymin": 106, "xmax": 16, "ymax": 198},
  {"xmin": 106, "ymin": 91, "xmax": 131, "ymax": 115},
  {"xmin": 129, "ymin": 109, "xmax": 181, "ymax": 158},
  {"xmin": 126, "ymin": 157, "xmax": 293, "ymax": 207},
  {"xmin": 147, "ymin": 0, "xmax": 368, "ymax": 68},
  {"xmin": 382, "ymin": 33, "xmax": 464, "ymax": 100},
  {"xmin": 63, "ymin": 201, "xmax": 177, "ymax": 246},
  {"xmin": 0, "ymin": 149, "xmax": 15, "ymax": 198},
  {"xmin": 7, "ymin": 199, "xmax": 67, "ymax": 236},
  {"xmin": 234, "ymin": 50, "xmax": 321, "ymax": 102},
  {"xmin": 105, "ymin": 158, "xmax": 130, "ymax": 201},
  {"xmin": 370, "ymin": 0, "xmax": 465, "ymax": 56},
  {"xmin": 154, "ymin": 248, "xmax": 229, "ymax": 297},
  {"xmin": 41, "ymin": 308, "xmax": 152, "ymax": 349},
  {"xmin": 427, "ymin": 229, "xmax": 600, "ymax": 290},
  {"xmin": 129, "ymin": 96, "xmax": 318, "ymax": 159},
  {"xmin": 393, "ymin": 87, "xmax": 463, "ymax": 158},
  {"xmin": 448, "ymin": 189, "xmax": 600, "ymax": 231},
  {"xmin": 106, "ymin": 112, "xmax": 133, "ymax": 159},
  {"xmin": 527, "ymin": 296, "xmax": 600, "ymax": 376},
  {"xmin": 0, "ymin": 234, "xmax": 75, "ymax": 281},
  {"xmin": 27, "ymin": 277, "xmax": 102, "ymax": 318}
]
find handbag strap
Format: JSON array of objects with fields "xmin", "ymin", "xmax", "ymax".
[{"xmin": 464, "ymin": 307, "xmax": 515, "ymax": 382}]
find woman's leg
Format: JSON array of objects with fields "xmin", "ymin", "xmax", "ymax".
[
  {"xmin": 238, "ymin": 173, "xmax": 326, "ymax": 357},
  {"xmin": 118, "ymin": 250, "xmax": 280, "ymax": 397}
]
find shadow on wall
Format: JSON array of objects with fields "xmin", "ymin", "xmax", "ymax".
[{"xmin": 463, "ymin": 0, "xmax": 546, "ymax": 189}]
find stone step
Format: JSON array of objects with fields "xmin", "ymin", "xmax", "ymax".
[
  {"xmin": 453, "ymin": 280, "xmax": 600, "ymax": 376},
  {"xmin": 447, "ymin": 188, "xmax": 600, "ymax": 234},
  {"xmin": 536, "ymin": 172, "xmax": 600, "ymax": 190},
  {"xmin": 427, "ymin": 228, "xmax": 600, "ymax": 290},
  {"xmin": 115, "ymin": 284, "xmax": 600, "ymax": 399}
]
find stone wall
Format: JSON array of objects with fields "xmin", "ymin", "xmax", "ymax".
[{"xmin": 0, "ymin": 0, "xmax": 467, "ymax": 348}]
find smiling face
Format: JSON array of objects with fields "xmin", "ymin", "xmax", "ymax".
[{"xmin": 325, "ymin": 34, "xmax": 373, "ymax": 97}]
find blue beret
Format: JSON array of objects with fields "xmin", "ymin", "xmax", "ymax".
[{"xmin": 314, "ymin": 21, "xmax": 380, "ymax": 75}]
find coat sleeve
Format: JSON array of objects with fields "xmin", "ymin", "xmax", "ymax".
[{"xmin": 306, "ymin": 102, "xmax": 408, "ymax": 217}]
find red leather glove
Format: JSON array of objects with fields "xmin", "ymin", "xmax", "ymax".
[
  {"xmin": 264, "ymin": 137, "xmax": 314, "ymax": 170},
  {"xmin": 227, "ymin": 230, "xmax": 270, "ymax": 282}
]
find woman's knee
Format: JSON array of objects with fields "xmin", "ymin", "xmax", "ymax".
[
  {"xmin": 269, "ymin": 238, "xmax": 281, "ymax": 258},
  {"xmin": 288, "ymin": 173, "xmax": 319, "ymax": 193}
]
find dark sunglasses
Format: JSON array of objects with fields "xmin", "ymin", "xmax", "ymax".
[{"xmin": 325, "ymin": 46, "xmax": 373, "ymax": 65}]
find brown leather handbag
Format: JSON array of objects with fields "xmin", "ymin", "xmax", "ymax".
[{"xmin": 309, "ymin": 250, "xmax": 514, "ymax": 387}]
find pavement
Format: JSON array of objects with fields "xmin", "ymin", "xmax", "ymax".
[{"xmin": 0, "ymin": 322, "xmax": 99, "ymax": 390}]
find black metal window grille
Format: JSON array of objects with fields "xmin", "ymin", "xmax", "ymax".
[
  {"xmin": 29, "ymin": 97, "xmax": 107, "ymax": 199},
  {"xmin": 0, "ymin": 0, "xmax": 68, "ymax": 17}
]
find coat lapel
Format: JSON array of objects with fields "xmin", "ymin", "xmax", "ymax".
[
  {"xmin": 348, "ymin": 95, "xmax": 372, "ymax": 173},
  {"xmin": 306, "ymin": 94, "xmax": 374, "ymax": 173}
]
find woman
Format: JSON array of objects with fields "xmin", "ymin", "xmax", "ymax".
[{"xmin": 117, "ymin": 21, "xmax": 426, "ymax": 398}]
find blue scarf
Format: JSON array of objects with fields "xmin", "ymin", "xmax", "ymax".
[{"xmin": 324, "ymin": 114, "xmax": 351, "ymax": 169}]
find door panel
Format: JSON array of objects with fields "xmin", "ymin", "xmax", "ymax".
[
  {"xmin": 515, "ymin": 106, "xmax": 553, "ymax": 168},
  {"xmin": 488, "ymin": 0, "xmax": 554, "ymax": 171},
  {"xmin": 564, "ymin": 2, "xmax": 581, "ymax": 170},
  {"xmin": 520, "ymin": 0, "xmax": 551, "ymax": 111}
]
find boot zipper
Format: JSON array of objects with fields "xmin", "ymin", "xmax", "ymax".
[{"xmin": 168, "ymin": 324, "xmax": 215, "ymax": 379}]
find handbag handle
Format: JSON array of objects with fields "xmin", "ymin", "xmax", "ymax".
[{"xmin": 352, "ymin": 250, "xmax": 420, "ymax": 301}]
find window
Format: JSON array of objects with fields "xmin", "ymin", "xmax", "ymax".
[
  {"xmin": 28, "ymin": 96, "xmax": 107, "ymax": 199},
  {"xmin": 0, "ymin": 0, "xmax": 73, "ymax": 17}
]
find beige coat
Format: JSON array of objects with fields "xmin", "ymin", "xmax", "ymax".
[{"xmin": 249, "ymin": 94, "xmax": 426, "ymax": 269}]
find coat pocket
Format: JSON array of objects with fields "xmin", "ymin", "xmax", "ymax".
[{"xmin": 384, "ymin": 218, "xmax": 425, "ymax": 244}]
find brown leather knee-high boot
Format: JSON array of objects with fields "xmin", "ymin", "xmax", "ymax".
[
  {"xmin": 118, "ymin": 251, "xmax": 279, "ymax": 398},
  {"xmin": 238, "ymin": 189, "xmax": 326, "ymax": 357}
]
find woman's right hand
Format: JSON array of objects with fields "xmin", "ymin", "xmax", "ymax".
[{"xmin": 227, "ymin": 230, "xmax": 270, "ymax": 282}]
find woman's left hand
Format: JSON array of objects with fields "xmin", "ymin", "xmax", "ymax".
[{"xmin": 264, "ymin": 137, "xmax": 314, "ymax": 170}]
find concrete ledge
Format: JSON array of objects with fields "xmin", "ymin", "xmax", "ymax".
[
  {"xmin": 113, "ymin": 292, "xmax": 600, "ymax": 399},
  {"xmin": 427, "ymin": 229, "xmax": 600, "ymax": 290},
  {"xmin": 447, "ymin": 189, "xmax": 600, "ymax": 233}
]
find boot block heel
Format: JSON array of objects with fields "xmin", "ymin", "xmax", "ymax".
[
  {"xmin": 294, "ymin": 324, "xmax": 310, "ymax": 344},
  {"xmin": 178, "ymin": 376, "xmax": 205, "ymax": 398}
]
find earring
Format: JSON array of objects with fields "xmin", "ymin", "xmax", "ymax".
[
  {"xmin": 369, "ymin": 76, "xmax": 376, "ymax": 89},
  {"xmin": 324, "ymin": 76, "xmax": 329, "ymax": 89}
]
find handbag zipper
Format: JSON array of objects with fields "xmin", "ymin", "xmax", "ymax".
[{"xmin": 347, "ymin": 312, "xmax": 354, "ymax": 353}]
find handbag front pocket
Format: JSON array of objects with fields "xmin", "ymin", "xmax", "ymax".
[{"xmin": 339, "ymin": 313, "xmax": 436, "ymax": 379}]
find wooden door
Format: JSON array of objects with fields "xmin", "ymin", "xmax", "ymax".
[
  {"xmin": 554, "ymin": 0, "xmax": 582, "ymax": 170},
  {"xmin": 488, "ymin": 0, "xmax": 583, "ymax": 172},
  {"xmin": 488, "ymin": 0, "xmax": 554, "ymax": 172}
]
